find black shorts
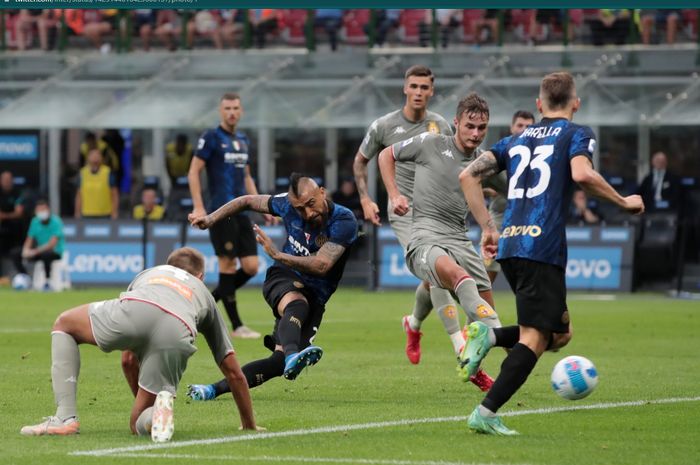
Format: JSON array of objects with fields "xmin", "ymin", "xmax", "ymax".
[
  {"xmin": 262, "ymin": 265, "xmax": 325, "ymax": 350},
  {"xmin": 208, "ymin": 214, "xmax": 257, "ymax": 258},
  {"xmin": 500, "ymin": 257, "xmax": 569, "ymax": 333}
]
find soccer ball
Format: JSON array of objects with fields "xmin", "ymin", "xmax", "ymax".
[
  {"xmin": 11, "ymin": 273, "xmax": 31, "ymax": 291},
  {"xmin": 551, "ymin": 355, "xmax": 598, "ymax": 400}
]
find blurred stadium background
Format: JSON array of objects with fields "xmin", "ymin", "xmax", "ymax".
[{"xmin": 1, "ymin": 8, "xmax": 699, "ymax": 295}]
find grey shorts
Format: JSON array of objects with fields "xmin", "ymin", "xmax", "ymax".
[
  {"xmin": 387, "ymin": 205, "xmax": 412, "ymax": 251},
  {"xmin": 405, "ymin": 240, "xmax": 491, "ymax": 292},
  {"xmin": 89, "ymin": 298, "xmax": 197, "ymax": 395}
]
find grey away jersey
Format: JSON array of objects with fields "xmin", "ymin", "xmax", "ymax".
[
  {"xmin": 391, "ymin": 132, "xmax": 481, "ymax": 247},
  {"xmin": 121, "ymin": 265, "xmax": 233, "ymax": 365},
  {"xmin": 360, "ymin": 109, "xmax": 452, "ymax": 202}
]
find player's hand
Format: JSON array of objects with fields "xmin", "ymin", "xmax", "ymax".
[
  {"xmin": 263, "ymin": 213, "xmax": 279, "ymax": 226},
  {"xmin": 253, "ymin": 224, "xmax": 279, "ymax": 259},
  {"xmin": 480, "ymin": 229, "xmax": 499, "ymax": 260},
  {"xmin": 239, "ymin": 425, "xmax": 267, "ymax": 432},
  {"xmin": 391, "ymin": 195, "xmax": 409, "ymax": 216},
  {"xmin": 360, "ymin": 197, "xmax": 381, "ymax": 226},
  {"xmin": 188, "ymin": 212, "xmax": 213, "ymax": 230},
  {"xmin": 622, "ymin": 195, "xmax": 644, "ymax": 215}
]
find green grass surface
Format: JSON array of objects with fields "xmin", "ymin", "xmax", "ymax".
[{"xmin": 1, "ymin": 288, "xmax": 698, "ymax": 465}]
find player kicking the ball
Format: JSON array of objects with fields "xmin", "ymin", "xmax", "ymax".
[
  {"xmin": 187, "ymin": 173, "xmax": 358, "ymax": 400},
  {"xmin": 20, "ymin": 247, "xmax": 258, "ymax": 439}
]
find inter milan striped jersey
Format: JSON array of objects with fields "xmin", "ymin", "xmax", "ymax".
[
  {"xmin": 268, "ymin": 194, "xmax": 358, "ymax": 305},
  {"xmin": 490, "ymin": 117, "xmax": 596, "ymax": 269},
  {"xmin": 195, "ymin": 126, "xmax": 251, "ymax": 211}
]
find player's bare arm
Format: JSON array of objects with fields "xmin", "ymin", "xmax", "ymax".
[
  {"xmin": 254, "ymin": 224, "xmax": 346, "ymax": 276},
  {"xmin": 353, "ymin": 152, "xmax": 381, "ymax": 225},
  {"xmin": 219, "ymin": 353, "xmax": 259, "ymax": 430},
  {"xmin": 459, "ymin": 151, "xmax": 500, "ymax": 258},
  {"xmin": 189, "ymin": 195, "xmax": 272, "ymax": 229},
  {"xmin": 187, "ymin": 156, "xmax": 207, "ymax": 217},
  {"xmin": 377, "ymin": 147, "xmax": 409, "ymax": 216},
  {"xmin": 570, "ymin": 156, "xmax": 644, "ymax": 214}
]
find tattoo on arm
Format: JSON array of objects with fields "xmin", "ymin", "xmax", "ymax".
[
  {"xmin": 353, "ymin": 153, "xmax": 370, "ymax": 199},
  {"xmin": 468, "ymin": 152, "xmax": 499, "ymax": 180},
  {"xmin": 277, "ymin": 242, "xmax": 347, "ymax": 277},
  {"xmin": 210, "ymin": 195, "xmax": 271, "ymax": 223}
]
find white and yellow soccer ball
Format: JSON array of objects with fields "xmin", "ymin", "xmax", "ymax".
[{"xmin": 551, "ymin": 355, "xmax": 599, "ymax": 400}]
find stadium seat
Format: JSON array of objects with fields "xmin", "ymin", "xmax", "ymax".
[
  {"xmin": 279, "ymin": 9, "xmax": 308, "ymax": 46},
  {"xmin": 461, "ymin": 9, "xmax": 486, "ymax": 43},
  {"xmin": 341, "ymin": 9, "xmax": 370, "ymax": 45},
  {"xmin": 398, "ymin": 9, "xmax": 428, "ymax": 44}
]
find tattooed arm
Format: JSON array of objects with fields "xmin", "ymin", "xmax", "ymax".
[
  {"xmin": 189, "ymin": 195, "xmax": 272, "ymax": 229},
  {"xmin": 459, "ymin": 151, "xmax": 501, "ymax": 259},
  {"xmin": 254, "ymin": 223, "xmax": 346, "ymax": 277},
  {"xmin": 353, "ymin": 151, "xmax": 381, "ymax": 225}
]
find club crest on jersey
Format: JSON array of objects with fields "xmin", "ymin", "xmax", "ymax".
[
  {"xmin": 305, "ymin": 232, "xmax": 311, "ymax": 243},
  {"xmin": 233, "ymin": 140, "xmax": 240, "ymax": 151},
  {"xmin": 427, "ymin": 121, "xmax": 440, "ymax": 134}
]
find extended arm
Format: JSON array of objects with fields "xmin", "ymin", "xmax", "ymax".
[
  {"xmin": 190, "ymin": 195, "xmax": 272, "ymax": 229},
  {"xmin": 219, "ymin": 353, "xmax": 257, "ymax": 430},
  {"xmin": 570, "ymin": 156, "xmax": 644, "ymax": 214},
  {"xmin": 352, "ymin": 151, "xmax": 380, "ymax": 225},
  {"xmin": 459, "ymin": 151, "xmax": 500, "ymax": 259},
  {"xmin": 243, "ymin": 165, "xmax": 259, "ymax": 195},
  {"xmin": 377, "ymin": 146, "xmax": 408, "ymax": 216},
  {"xmin": 187, "ymin": 156, "xmax": 207, "ymax": 217}
]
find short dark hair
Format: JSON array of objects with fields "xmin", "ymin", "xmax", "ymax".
[
  {"xmin": 404, "ymin": 65, "xmax": 434, "ymax": 83},
  {"xmin": 540, "ymin": 72, "xmax": 576, "ymax": 110},
  {"xmin": 221, "ymin": 92, "xmax": 241, "ymax": 102},
  {"xmin": 84, "ymin": 131, "xmax": 96, "ymax": 142},
  {"xmin": 166, "ymin": 247, "xmax": 205, "ymax": 277},
  {"xmin": 512, "ymin": 110, "xmax": 535, "ymax": 124},
  {"xmin": 456, "ymin": 92, "xmax": 489, "ymax": 120},
  {"xmin": 35, "ymin": 198, "xmax": 49, "ymax": 208}
]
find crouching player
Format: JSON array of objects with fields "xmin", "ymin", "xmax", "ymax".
[
  {"xmin": 20, "ymin": 247, "xmax": 258, "ymax": 439},
  {"xmin": 187, "ymin": 173, "xmax": 358, "ymax": 400}
]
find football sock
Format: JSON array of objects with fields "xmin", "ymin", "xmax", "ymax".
[
  {"xmin": 278, "ymin": 300, "xmax": 309, "ymax": 357},
  {"xmin": 450, "ymin": 332, "xmax": 466, "ymax": 355},
  {"xmin": 135, "ymin": 406, "xmax": 153, "ymax": 436},
  {"xmin": 454, "ymin": 277, "xmax": 501, "ymax": 329},
  {"xmin": 409, "ymin": 283, "xmax": 433, "ymax": 330},
  {"xmin": 232, "ymin": 268, "xmax": 254, "ymax": 290},
  {"xmin": 51, "ymin": 331, "xmax": 80, "ymax": 421},
  {"xmin": 481, "ymin": 343, "xmax": 538, "ymax": 413},
  {"xmin": 436, "ymin": 301, "xmax": 463, "ymax": 354},
  {"xmin": 493, "ymin": 326, "xmax": 520, "ymax": 348},
  {"xmin": 241, "ymin": 351, "xmax": 286, "ymax": 388},
  {"xmin": 219, "ymin": 273, "xmax": 243, "ymax": 329},
  {"xmin": 212, "ymin": 378, "xmax": 230, "ymax": 397}
]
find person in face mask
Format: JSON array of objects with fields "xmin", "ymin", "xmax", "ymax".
[{"xmin": 11, "ymin": 199, "xmax": 65, "ymax": 290}]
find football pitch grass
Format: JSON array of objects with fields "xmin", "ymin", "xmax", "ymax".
[{"xmin": 1, "ymin": 287, "xmax": 698, "ymax": 465}]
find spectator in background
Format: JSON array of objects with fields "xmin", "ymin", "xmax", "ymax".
[
  {"xmin": 75, "ymin": 149, "xmax": 119, "ymax": 219},
  {"xmin": 221, "ymin": 9, "xmax": 245, "ymax": 48},
  {"xmin": 420, "ymin": 9, "xmax": 462, "ymax": 48},
  {"xmin": 0, "ymin": 171, "xmax": 26, "ymax": 275},
  {"xmin": 154, "ymin": 10, "xmax": 182, "ymax": 51},
  {"xmin": 132, "ymin": 187, "xmax": 165, "ymax": 221},
  {"xmin": 636, "ymin": 151, "xmax": 681, "ymax": 212},
  {"xmin": 590, "ymin": 9, "xmax": 631, "ymax": 46},
  {"xmin": 132, "ymin": 9, "xmax": 156, "ymax": 51},
  {"xmin": 187, "ymin": 10, "xmax": 223, "ymax": 49},
  {"xmin": 331, "ymin": 178, "xmax": 362, "ymax": 220},
  {"xmin": 250, "ymin": 9, "xmax": 278, "ymax": 48},
  {"xmin": 82, "ymin": 9, "xmax": 115, "ymax": 53},
  {"xmin": 10, "ymin": 199, "xmax": 64, "ymax": 290},
  {"xmin": 473, "ymin": 9, "xmax": 501, "ymax": 44},
  {"xmin": 14, "ymin": 10, "xmax": 56, "ymax": 51},
  {"xmin": 373, "ymin": 9, "xmax": 400, "ymax": 47},
  {"xmin": 314, "ymin": 9, "xmax": 343, "ymax": 51},
  {"xmin": 569, "ymin": 189, "xmax": 602, "ymax": 224},
  {"xmin": 640, "ymin": 9, "xmax": 681, "ymax": 45},
  {"xmin": 80, "ymin": 132, "xmax": 120, "ymax": 178},
  {"xmin": 165, "ymin": 133, "xmax": 194, "ymax": 183}
]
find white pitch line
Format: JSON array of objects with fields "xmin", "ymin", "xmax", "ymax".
[
  {"xmin": 0, "ymin": 328, "xmax": 46, "ymax": 333},
  {"xmin": 70, "ymin": 396, "xmax": 700, "ymax": 457},
  {"xmin": 103, "ymin": 452, "xmax": 517, "ymax": 465}
]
